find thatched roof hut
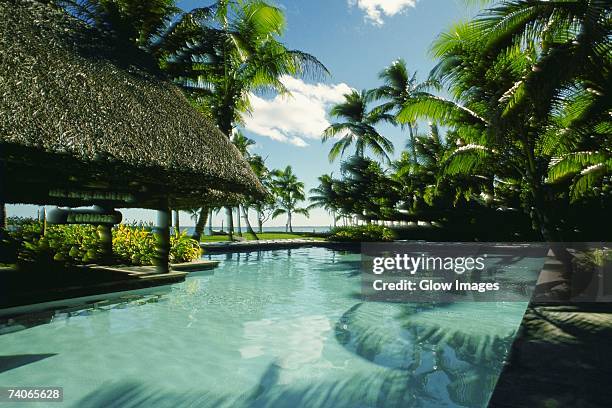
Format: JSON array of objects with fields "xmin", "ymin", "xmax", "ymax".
[{"xmin": 0, "ymin": 0, "xmax": 265, "ymax": 209}]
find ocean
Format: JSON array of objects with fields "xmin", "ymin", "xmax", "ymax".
[{"xmin": 177, "ymin": 226, "xmax": 331, "ymax": 235}]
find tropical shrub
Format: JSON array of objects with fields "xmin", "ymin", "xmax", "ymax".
[
  {"xmin": 170, "ymin": 230, "xmax": 202, "ymax": 263},
  {"xmin": 6, "ymin": 220, "xmax": 202, "ymax": 267},
  {"xmin": 112, "ymin": 224, "xmax": 157, "ymax": 265},
  {"xmin": 10, "ymin": 221, "xmax": 104, "ymax": 264},
  {"xmin": 328, "ymin": 225, "xmax": 396, "ymax": 242}
]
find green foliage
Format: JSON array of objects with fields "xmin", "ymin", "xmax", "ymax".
[
  {"xmin": 112, "ymin": 223, "xmax": 157, "ymax": 265},
  {"xmin": 6, "ymin": 221, "xmax": 201, "ymax": 267},
  {"xmin": 163, "ymin": 0, "xmax": 328, "ymax": 136},
  {"xmin": 170, "ymin": 230, "xmax": 202, "ymax": 263},
  {"xmin": 10, "ymin": 221, "xmax": 104, "ymax": 264},
  {"xmin": 323, "ymin": 90, "xmax": 395, "ymax": 162},
  {"xmin": 58, "ymin": 0, "xmax": 180, "ymax": 51},
  {"xmin": 327, "ymin": 225, "xmax": 396, "ymax": 242},
  {"xmin": 270, "ymin": 165, "xmax": 309, "ymax": 232}
]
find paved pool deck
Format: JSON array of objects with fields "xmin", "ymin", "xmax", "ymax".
[{"xmin": 490, "ymin": 249, "xmax": 612, "ymax": 407}]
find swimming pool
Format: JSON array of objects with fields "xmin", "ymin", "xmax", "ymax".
[{"xmin": 0, "ymin": 247, "xmax": 534, "ymax": 407}]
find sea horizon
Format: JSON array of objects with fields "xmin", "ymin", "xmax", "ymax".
[{"xmin": 176, "ymin": 225, "xmax": 332, "ymax": 234}]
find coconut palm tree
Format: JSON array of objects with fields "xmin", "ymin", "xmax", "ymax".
[
  {"xmin": 188, "ymin": 207, "xmax": 208, "ymax": 241},
  {"xmin": 163, "ymin": 0, "xmax": 328, "ymax": 241},
  {"xmin": 371, "ymin": 59, "xmax": 434, "ymax": 164},
  {"xmin": 231, "ymin": 130, "xmax": 258, "ymax": 237},
  {"xmin": 308, "ymin": 174, "xmax": 339, "ymax": 228},
  {"xmin": 322, "ymin": 90, "xmax": 395, "ymax": 163},
  {"xmin": 397, "ymin": 0, "xmax": 611, "ymax": 239},
  {"xmin": 270, "ymin": 166, "xmax": 309, "ymax": 232},
  {"xmin": 248, "ymin": 154, "xmax": 275, "ymax": 233},
  {"xmin": 232, "ymin": 130, "xmax": 256, "ymax": 157}
]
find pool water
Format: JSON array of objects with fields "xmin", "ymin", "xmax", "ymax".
[{"xmin": 0, "ymin": 247, "xmax": 536, "ymax": 407}]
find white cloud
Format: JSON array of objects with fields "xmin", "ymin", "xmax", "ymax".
[
  {"xmin": 242, "ymin": 76, "xmax": 352, "ymax": 147},
  {"xmin": 349, "ymin": 0, "xmax": 418, "ymax": 25}
]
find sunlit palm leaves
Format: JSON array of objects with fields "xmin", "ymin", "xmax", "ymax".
[
  {"xmin": 323, "ymin": 90, "xmax": 395, "ymax": 163},
  {"xmin": 231, "ymin": 130, "xmax": 255, "ymax": 157},
  {"xmin": 270, "ymin": 166, "xmax": 308, "ymax": 232},
  {"xmin": 371, "ymin": 59, "xmax": 435, "ymax": 163},
  {"xmin": 308, "ymin": 174, "xmax": 340, "ymax": 224},
  {"xmin": 161, "ymin": 0, "xmax": 329, "ymax": 136}
]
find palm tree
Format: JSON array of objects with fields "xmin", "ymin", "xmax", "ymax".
[
  {"xmin": 372, "ymin": 59, "xmax": 433, "ymax": 164},
  {"xmin": 232, "ymin": 130, "xmax": 256, "ymax": 157},
  {"xmin": 270, "ymin": 166, "xmax": 309, "ymax": 232},
  {"xmin": 308, "ymin": 174, "xmax": 339, "ymax": 228},
  {"xmin": 322, "ymin": 90, "xmax": 395, "ymax": 163},
  {"xmin": 248, "ymin": 154, "xmax": 275, "ymax": 233},
  {"xmin": 188, "ymin": 207, "xmax": 208, "ymax": 241},
  {"xmin": 231, "ymin": 130, "xmax": 257, "ymax": 237},
  {"xmin": 163, "ymin": 0, "xmax": 328, "ymax": 241},
  {"xmin": 397, "ymin": 1, "xmax": 611, "ymax": 240}
]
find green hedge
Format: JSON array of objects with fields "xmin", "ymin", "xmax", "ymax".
[{"xmin": 327, "ymin": 225, "xmax": 396, "ymax": 242}]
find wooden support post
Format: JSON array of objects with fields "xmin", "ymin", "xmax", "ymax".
[{"xmin": 154, "ymin": 208, "xmax": 171, "ymax": 274}]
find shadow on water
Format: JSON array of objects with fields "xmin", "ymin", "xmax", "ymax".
[
  {"xmin": 334, "ymin": 301, "xmax": 519, "ymax": 407},
  {"xmin": 0, "ymin": 354, "xmax": 56, "ymax": 374},
  {"xmin": 76, "ymin": 362, "xmax": 446, "ymax": 408}
]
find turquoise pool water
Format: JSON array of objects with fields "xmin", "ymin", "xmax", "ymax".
[{"xmin": 0, "ymin": 247, "xmax": 534, "ymax": 407}]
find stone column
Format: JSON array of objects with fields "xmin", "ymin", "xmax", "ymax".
[
  {"xmin": 154, "ymin": 208, "xmax": 171, "ymax": 273},
  {"xmin": 98, "ymin": 224, "xmax": 113, "ymax": 265}
]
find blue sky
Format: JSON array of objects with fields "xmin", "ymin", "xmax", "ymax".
[{"xmin": 9, "ymin": 0, "xmax": 479, "ymax": 227}]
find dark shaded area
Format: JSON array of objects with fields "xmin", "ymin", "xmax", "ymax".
[
  {"xmin": 0, "ymin": 263, "xmax": 182, "ymax": 309},
  {"xmin": 489, "ymin": 304, "xmax": 612, "ymax": 407},
  {"xmin": 0, "ymin": 353, "xmax": 57, "ymax": 374}
]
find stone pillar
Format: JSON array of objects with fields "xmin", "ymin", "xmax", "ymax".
[
  {"xmin": 98, "ymin": 224, "xmax": 113, "ymax": 265},
  {"xmin": 154, "ymin": 208, "xmax": 171, "ymax": 273}
]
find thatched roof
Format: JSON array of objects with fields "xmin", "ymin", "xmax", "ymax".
[{"xmin": 0, "ymin": 0, "xmax": 265, "ymax": 208}]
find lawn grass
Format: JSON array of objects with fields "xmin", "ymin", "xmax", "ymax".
[{"xmin": 199, "ymin": 232, "xmax": 325, "ymax": 242}]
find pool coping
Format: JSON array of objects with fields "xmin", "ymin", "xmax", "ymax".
[{"xmin": 0, "ymin": 260, "xmax": 222, "ymax": 313}]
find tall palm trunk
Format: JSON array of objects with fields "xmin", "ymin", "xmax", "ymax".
[
  {"xmin": 225, "ymin": 206, "xmax": 234, "ymax": 241},
  {"xmin": 407, "ymin": 122, "xmax": 417, "ymax": 165},
  {"xmin": 173, "ymin": 210, "xmax": 180, "ymax": 233},
  {"xmin": 236, "ymin": 205, "xmax": 242, "ymax": 236},
  {"xmin": 257, "ymin": 209, "xmax": 264, "ymax": 233},
  {"xmin": 192, "ymin": 207, "xmax": 208, "ymax": 241},
  {"xmin": 241, "ymin": 205, "xmax": 258, "ymax": 239},
  {"xmin": 207, "ymin": 208, "xmax": 213, "ymax": 236},
  {"xmin": 287, "ymin": 211, "xmax": 293, "ymax": 233}
]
